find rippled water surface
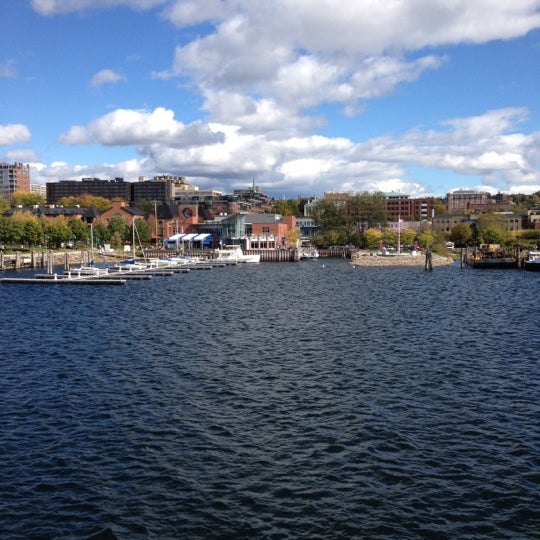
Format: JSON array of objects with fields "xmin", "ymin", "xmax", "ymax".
[{"xmin": 1, "ymin": 260, "xmax": 539, "ymax": 539}]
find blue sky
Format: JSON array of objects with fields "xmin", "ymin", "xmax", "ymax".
[{"xmin": 1, "ymin": 0, "xmax": 540, "ymax": 199}]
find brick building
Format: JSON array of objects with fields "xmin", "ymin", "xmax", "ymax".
[{"xmin": 1, "ymin": 162, "xmax": 30, "ymax": 199}]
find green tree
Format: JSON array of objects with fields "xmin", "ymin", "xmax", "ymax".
[
  {"xmin": 93, "ymin": 222, "xmax": 110, "ymax": 247},
  {"xmin": 364, "ymin": 227, "xmax": 383, "ymax": 248},
  {"xmin": 476, "ymin": 213, "xmax": 511, "ymax": 246},
  {"xmin": 433, "ymin": 198, "xmax": 447, "ymax": 216},
  {"xmin": 43, "ymin": 216, "xmax": 72, "ymax": 248},
  {"xmin": 416, "ymin": 224, "xmax": 435, "ymax": 248},
  {"xmin": 381, "ymin": 227, "xmax": 397, "ymax": 246},
  {"xmin": 10, "ymin": 191, "xmax": 46, "ymax": 207},
  {"xmin": 22, "ymin": 214, "xmax": 44, "ymax": 246},
  {"xmin": 108, "ymin": 216, "xmax": 129, "ymax": 242},
  {"xmin": 131, "ymin": 219, "xmax": 151, "ymax": 245},
  {"xmin": 69, "ymin": 219, "xmax": 90, "ymax": 245},
  {"xmin": 0, "ymin": 215, "xmax": 23, "ymax": 244},
  {"xmin": 346, "ymin": 192, "xmax": 387, "ymax": 233},
  {"xmin": 450, "ymin": 222, "xmax": 472, "ymax": 246},
  {"xmin": 399, "ymin": 228, "xmax": 416, "ymax": 247},
  {"xmin": 9, "ymin": 212, "xmax": 32, "ymax": 245},
  {"xmin": 134, "ymin": 199, "xmax": 154, "ymax": 214},
  {"xmin": 58, "ymin": 194, "xmax": 113, "ymax": 212},
  {"xmin": 272, "ymin": 199, "xmax": 300, "ymax": 216},
  {"xmin": 310, "ymin": 199, "xmax": 347, "ymax": 230}
]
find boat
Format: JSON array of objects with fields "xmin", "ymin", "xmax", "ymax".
[
  {"xmin": 69, "ymin": 264, "xmax": 110, "ymax": 276},
  {"xmin": 523, "ymin": 250, "xmax": 540, "ymax": 271},
  {"xmin": 300, "ymin": 245, "xmax": 319, "ymax": 260},
  {"xmin": 467, "ymin": 244, "xmax": 518, "ymax": 269},
  {"xmin": 215, "ymin": 245, "xmax": 260, "ymax": 264}
]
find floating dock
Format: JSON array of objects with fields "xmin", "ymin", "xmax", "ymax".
[{"xmin": 1, "ymin": 275, "xmax": 127, "ymax": 285}]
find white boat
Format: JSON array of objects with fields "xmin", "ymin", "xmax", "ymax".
[
  {"xmin": 69, "ymin": 264, "xmax": 109, "ymax": 276},
  {"xmin": 215, "ymin": 245, "xmax": 260, "ymax": 264},
  {"xmin": 524, "ymin": 250, "xmax": 540, "ymax": 271},
  {"xmin": 300, "ymin": 246, "xmax": 319, "ymax": 260}
]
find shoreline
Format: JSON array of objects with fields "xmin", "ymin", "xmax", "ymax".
[{"xmin": 350, "ymin": 251, "xmax": 455, "ymax": 267}]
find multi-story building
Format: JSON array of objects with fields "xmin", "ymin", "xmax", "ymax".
[
  {"xmin": 446, "ymin": 190, "xmax": 491, "ymax": 213},
  {"xmin": 30, "ymin": 183, "xmax": 46, "ymax": 198},
  {"xmin": 47, "ymin": 177, "xmax": 131, "ymax": 203},
  {"xmin": 0, "ymin": 162, "xmax": 30, "ymax": 199},
  {"xmin": 384, "ymin": 192, "xmax": 434, "ymax": 220}
]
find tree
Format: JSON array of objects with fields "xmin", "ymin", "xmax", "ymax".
[
  {"xmin": 476, "ymin": 213, "xmax": 511, "ymax": 246},
  {"xmin": 346, "ymin": 192, "xmax": 386, "ymax": 233},
  {"xmin": 433, "ymin": 198, "xmax": 447, "ymax": 216},
  {"xmin": 108, "ymin": 216, "xmax": 128, "ymax": 242},
  {"xmin": 69, "ymin": 219, "xmax": 90, "ymax": 245},
  {"xmin": 8, "ymin": 211, "xmax": 41, "ymax": 246},
  {"xmin": 381, "ymin": 227, "xmax": 397, "ymax": 246},
  {"xmin": 43, "ymin": 216, "xmax": 72, "ymax": 248},
  {"xmin": 22, "ymin": 214, "xmax": 44, "ymax": 246},
  {"xmin": 132, "ymin": 219, "xmax": 151, "ymax": 245},
  {"xmin": 58, "ymin": 194, "xmax": 113, "ymax": 212},
  {"xmin": 399, "ymin": 228, "xmax": 416, "ymax": 247},
  {"xmin": 272, "ymin": 199, "xmax": 300, "ymax": 216},
  {"xmin": 364, "ymin": 227, "xmax": 383, "ymax": 248},
  {"xmin": 93, "ymin": 222, "xmax": 110, "ymax": 247},
  {"xmin": 0, "ymin": 215, "xmax": 23, "ymax": 244},
  {"xmin": 10, "ymin": 191, "xmax": 46, "ymax": 207},
  {"xmin": 416, "ymin": 224, "xmax": 435, "ymax": 248},
  {"xmin": 450, "ymin": 222, "xmax": 472, "ymax": 246},
  {"xmin": 310, "ymin": 199, "xmax": 347, "ymax": 230},
  {"xmin": 285, "ymin": 227, "xmax": 300, "ymax": 247}
]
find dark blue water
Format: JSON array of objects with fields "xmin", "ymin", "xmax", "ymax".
[{"xmin": 1, "ymin": 260, "xmax": 538, "ymax": 539}]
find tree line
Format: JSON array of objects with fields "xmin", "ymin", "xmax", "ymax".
[{"xmin": 0, "ymin": 212, "xmax": 151, "ymax": 250}]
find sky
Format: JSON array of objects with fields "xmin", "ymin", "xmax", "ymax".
[{"xmin": 1, "ymin": 0, "xmax": 540, "ymax": 199}]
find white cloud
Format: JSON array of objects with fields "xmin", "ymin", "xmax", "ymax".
[
  {"xmin": 59, "ymin": 107, "xmax": 224, "ymax": 146},
  {"xmin": 0, "ymin": 124, "xmax": 31, "ymax": 145},
  {"xmin": 49, "ymin": 106, "xmax": 540, "ymax": 196},
  {"xmin": 90, "ymin": 69, "xmax": 127, "ymax": 88},
  {"xmin": 5, "ymin": 149, "xmax": 40, "ymax": 162},
  {"xmin": 31, "ymin": 0, "xmax": 166, "ymax": 16}
]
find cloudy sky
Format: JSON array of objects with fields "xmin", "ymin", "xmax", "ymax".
[{"xmin": 2, "ymin": 0, "xmax": 540, "ymax": 198}]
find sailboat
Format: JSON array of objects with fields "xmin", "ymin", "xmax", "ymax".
[{"xmin": 70, "ymin": 223, "xmax": 109, "ymax": 275}]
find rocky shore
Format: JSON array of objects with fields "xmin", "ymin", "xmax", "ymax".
[{"xmin": 350, "ymin": 250, "xmax": 455, "ymax": 267}]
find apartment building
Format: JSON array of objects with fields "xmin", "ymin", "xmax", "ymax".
[{"xmin": 0, "ymin": 162, "xmax": 30, "ymax": 199}]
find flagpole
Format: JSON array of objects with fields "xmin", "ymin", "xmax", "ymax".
[{"xmin": 398, "ymin": 215, "xmax": 401, "ymax": 254}]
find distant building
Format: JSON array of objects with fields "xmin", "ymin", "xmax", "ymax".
[
  {"xmin": 0, "ymin": 162, "xmax": 30, "ymax": 199},
  {"xmin": 384, "ymin": 192, "xmax": 434, "ymax": 220},
  {"xmin": 30, "ymin": 183, "xmax": 46, "ymax": 198},
  {"xmin": 47, "ymin": 177, "xmax": 131, "ymax": 203},
  {"xmin": 446, "ymin": 190, "xmax": 491, "ymax": 213}
]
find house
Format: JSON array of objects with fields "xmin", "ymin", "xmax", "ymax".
[{"xmin": 94, "ymin": 201, "xmax": 146, "ymax": 227}]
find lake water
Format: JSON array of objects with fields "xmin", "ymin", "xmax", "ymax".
[{"xmin": 0, "ymin": 259, "xmax": 538, "ymax": 539}]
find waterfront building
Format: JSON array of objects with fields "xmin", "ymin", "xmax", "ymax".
[
  {"xmin": 0, "ymin": 162, "xmax": 30, "ymax": 199},
  {"xmin": 196, "ymin": 213, "xmax": 297, "ymax": 249}
]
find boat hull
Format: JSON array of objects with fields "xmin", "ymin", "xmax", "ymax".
[{"xmin": 524, "ymin": 261, "xmax": 540, "ymax": 271}]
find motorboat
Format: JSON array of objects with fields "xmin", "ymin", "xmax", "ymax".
[
  {"xmin": 215, "ymin": 245, "xmax": 260, "ymax": 263},
  {"xmin": 69, "ymin": 264, "xmax": 110, "ymax": 276},
  {"xmin": 300, "ymin": 246, "xmax": 320, "ymax": 260},
  {"xmin": 524, "ymin": 250, "xmax": 540, "ymax": 271}
]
